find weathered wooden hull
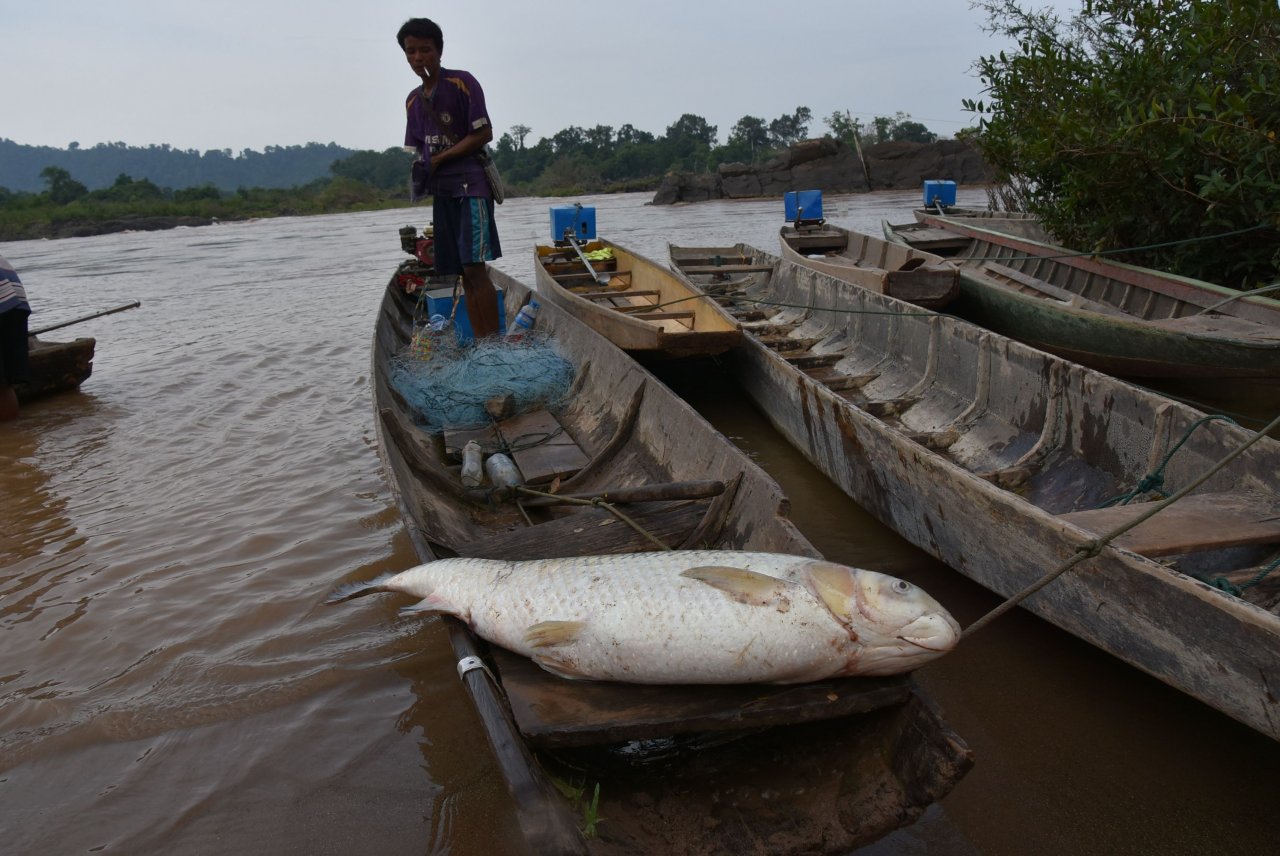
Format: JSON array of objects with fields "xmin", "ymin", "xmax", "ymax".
[
  {"xmin": 671, "ymin": 244, "xmax": 1280, "ymax": 740},
  {"xmin": 779, "ymin": 224, "xmax": 959, "ymax": 310},
  {"xmin": 17, "ymin": 336, "xmax": 95, "ymax": 402},
  {"xmin": 887, "ymin": 214, "xmax": 1280, "ymax": 379},
  {"xmin": 534, "ymin": 239, "xmax": 741, "ymax": 358},
  {"xmin": 371, "ymin": 263, "xmax": 973, "ymax": 854}
]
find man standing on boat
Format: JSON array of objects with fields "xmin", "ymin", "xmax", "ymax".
[
  {"xmin": 398, "ymin": 17, "xmax": 502, "ymax": 339},
  {"xmin": 0, "ymin": 254, "xmax": 31, "ymax": 421}
]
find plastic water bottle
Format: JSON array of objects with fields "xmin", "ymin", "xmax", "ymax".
[
  {"xmin": 484, "ymin": 452, "xmax": 522, "ymax": 488},
  {"xmin": 460, "ymin": 440, "xmax": 483, "ymax": 487},
  {"xmin": 506, "ymin": 298, "xmax": 540, "ymax": 339}
]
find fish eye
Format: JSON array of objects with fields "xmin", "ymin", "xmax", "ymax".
[{"xmin": 891, "ymin": 579, "xmax": 913, "ymax": 595}]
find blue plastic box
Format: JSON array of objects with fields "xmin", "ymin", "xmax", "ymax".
[
  {"xmin": 784, "ymin": 189, "xmax": 824, "ymax": 223},
  {"xmin": 923, "ymin": 180, "xmax": 957, "ymax": 208},
  {"xmin": 422, "ymin": 284, "xmax": 506, "ymax": 344},
  {"xmin": 551, "ymin": 205, "xmax": 596, "ymax": 243}
]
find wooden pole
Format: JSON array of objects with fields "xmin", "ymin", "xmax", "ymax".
[{"xmin": 30, "ymin": 301, "xmax": 141, "ymax": 336}]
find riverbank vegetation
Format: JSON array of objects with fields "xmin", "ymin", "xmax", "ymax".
[
  {"xmin": 966, "ymin": 0, "xmax": 1279, "ymax": 290},
  {"xmin": 0, "ymin": 110, "xmax": 938, "ymax": 240}
]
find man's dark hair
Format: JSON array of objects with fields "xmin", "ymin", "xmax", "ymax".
[{"xmin": 397, "ymin": 18, "xmax": 443, "ymax": 51}]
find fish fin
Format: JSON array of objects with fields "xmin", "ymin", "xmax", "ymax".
[
  {"xmin": 323, "ymin": 572, "xmax": 398, "ymax": 604},
  {"xmin": 398, "ymin": 595, "xmax": 456, "ymax": 619},
  {"xmin": 682, "ymin": 566, "xmax": 791, "ymax": 606},
  {"xmin": 804, "ymin": 561, "xmax": 859, "ymax": 621},
  {"xmin": 532, "ymin": 652, "xmax": 591, "ymax": 680},
  {"xmin": 524, "ymin": 620, "xmax": 586, "ymax": 648}
]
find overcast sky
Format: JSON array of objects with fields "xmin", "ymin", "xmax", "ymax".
[{"xmin": 3, "ymin": 0, "xmax": 1071, "ymax": 154}]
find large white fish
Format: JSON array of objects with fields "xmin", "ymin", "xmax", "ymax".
[{"xmin": 327, "ymin": 550, "xmax": 959, "ymax": 683}]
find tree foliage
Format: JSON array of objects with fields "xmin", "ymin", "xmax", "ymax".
[{"xmin": 966, "ymin": 0, "xmax": 1280, "ymax": 289}]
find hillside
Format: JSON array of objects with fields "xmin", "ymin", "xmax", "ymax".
[{"xmin": 0, "ymin": 139, "xmax": 359, "ymax": 193}]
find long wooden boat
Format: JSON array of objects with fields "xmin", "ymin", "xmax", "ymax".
[
  {"xmin": 670, "ymin": 242, "xmax": 1280, "ymax": 740},
  {"xmin": 533, "ymin": 238, "xmax": 741, "ymax": 358},
  {"xmin": 779, "ymin": 222, "xmax": 960, "ymax": 310},
  {"xmin": 17, "ymin": 336, "xmax": 95, "ymax": 402},
  {"xmin": 370, "ymin": 253, "xmax": 973, "ymax": 854},
  {"xmin": 882, "ymin": 213, "xmax": 1280, "ymax": 378}
]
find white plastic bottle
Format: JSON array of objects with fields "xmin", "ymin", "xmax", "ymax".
[
  {"xmin": 460, "ymin": 440, "xmax": 483, "ymax": 487},
  {"xmin": 506, "ymin": 298, "xmax": 540, "ymax": 338},
  {"xmin": 484, "ymin": 452, "xmax": 522, "ymax": 488}
]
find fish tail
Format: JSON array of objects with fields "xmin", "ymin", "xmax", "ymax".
[{"xmin": 323, "ymin": 572, "xmax": 399, "ymax": 604}]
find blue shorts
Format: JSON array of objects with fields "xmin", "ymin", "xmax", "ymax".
[{"xmin": 432, "ymin": 196, "xmax": 502, "ymax": 276}]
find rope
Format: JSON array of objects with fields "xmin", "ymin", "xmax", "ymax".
[
  {"xmin": 513, "ymin": 486, "xmax": 673, "ymax": 551},
  {"xmin": 1100, "ymin": 415, "xmax": 1238, "ymax": 507},
  {"xmin": 1194, "ymin": 554, "xmax": 1280, "ymax": 596},
  {"xmin": 962, "ymin": 409, "xmax": 1280, "ymax": 639},
  {"xmin": 951, "ymin": 221, "xmax": 1273, "ymax": 265}
]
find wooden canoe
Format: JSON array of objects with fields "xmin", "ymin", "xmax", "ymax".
[
  {"xmin": 883, "ymin": 213, "xmax": 1280, "ymax": 378},
  {"xmin": 371, "ymin": 259, "xmax": 973, "ymax": 854},
  {"xmin": 779, "ymin": 223, "xmax": 959, "ymax": 310},
  {"xmin": 17, "ymin": 336, "xmax": 95, "ymax": 402},
  {"xmin": 533, "ymin": 238, "xmax": 742, "ymax": 358},
  {"xmin": 670, "ymin": 242, "xmax": 1280, "ymax": 741}
]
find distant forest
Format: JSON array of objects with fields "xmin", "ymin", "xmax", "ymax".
[
  {"xmin": 0, "ymin": 109, "xmax": 940, "ymax": 239},
  {"xmin": 1, "ymin": 109, "xmax": 938, "ymax": 195}
]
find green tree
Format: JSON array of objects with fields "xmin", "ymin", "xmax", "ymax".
[
  {"xmin": 768, "ymin": 106, "xmax": 812, "ymax": 147},
  {"xmin": 824, "ymin": 110, "xmax": 863, "ymax": 147},
  {"xmin": 40, "ymin": 166, "xmax": 88, "ymax": 204},
  {"xmin": 509, "ymin": 124, "xmax": 532, "ymax": 149},
  {"xmin": 727, "ymin": 115, "xmax": 770, "ymax": 162},
  {"xmin": 664, "ymin": 113, "xmax": 718, "ymax": 171},
  {"xmin": 967, "ymin": 0, "xmax": 1280, "ymax": 289}
]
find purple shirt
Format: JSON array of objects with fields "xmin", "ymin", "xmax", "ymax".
[{"xmin": 404, "ymin": 67, "xmax": 492, "ymax": 198}]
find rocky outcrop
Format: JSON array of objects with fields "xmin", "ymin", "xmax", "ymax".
[{"xmin": 652, "ymin": 138, "xmax": 994, "ymax": 205}]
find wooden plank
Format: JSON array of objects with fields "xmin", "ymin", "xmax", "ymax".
[
  {"xmin": 625, "ymin": 311, "xmax": 695, "ymax": 321},
  {"xmin": 579, "ymin": 289, "xmax": 660, "ymax": 300},
  {"xmin": 1057, "ymin": 492, "xmax": 1280, "ymax": 557},
  {"xmin": 442, "ymin": 424, "xmax": 500, "ymax": 459},
  {"xmin": 674, "ymin": 256, "xmax": 753, "ymax": 267},
  {"xmin": 678, "ymin": 264, "xmax": 776, "ymax": 274},
  {"xmin": 496, "ymin": 409, "xmax": 589, "ymax": 484},
  {"xmin": 494, "ymin": 649, "xmax": 913, "ymax": 747}
]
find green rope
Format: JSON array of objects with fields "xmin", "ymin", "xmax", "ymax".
[
  {"xmin": 1191, "ymin": 553, "xmax": 1280, "ymax": 597},
  {"xmin": 1101, "ymin": 415, "xmax": 1238, "ymax": 507}
]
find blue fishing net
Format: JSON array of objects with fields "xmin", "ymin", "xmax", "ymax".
[{"xmin": 390, "ymin": 331, "xmax": 577, "ymax": 432}]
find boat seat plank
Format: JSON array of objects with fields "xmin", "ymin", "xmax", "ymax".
[
  {"xmin": 443, "ymin": 424, "xmax": 500, "ymax": 459},
  {"xmin": 626, "ymin": 311, "xmax": 695, "ymax": 321},
  {"xmin": 579, "ymin": 289, "xmax": 660, "ymax": 300},
  {"xmin": 494, "ymin": 650, "xmax": 914, "ymax": 748},
  {"xmin": 496, "ymin": 410, "xmax": 590, "ymax": 484},
  {"xmin": 1057, "ymin": 491, "xmax": 1280, "ymax": 557},
  {"xmin": 679, "ymin": 264, "xmax": 776, "ymax": 274},
  {"xmin": 674, "ymin": 256, "xmax": 753, "ymax": 267}
]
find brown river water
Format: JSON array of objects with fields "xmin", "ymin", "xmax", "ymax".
[{"xmin": 3, "ymin": 190, "xmax": 1277, "ymax": 855}]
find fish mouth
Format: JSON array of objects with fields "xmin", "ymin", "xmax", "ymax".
[
  {"xmin": 895, "ymin": 614, "xmax": 960, "ymax": 653},
  {"xmin": 897, "ymin": 634, "xmax": 951, "ymax": 652}
]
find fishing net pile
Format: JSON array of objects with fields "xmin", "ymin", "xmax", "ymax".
[{"xmin": 390, "ymin": 331, "xmax": 576, "ymax": 432}]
